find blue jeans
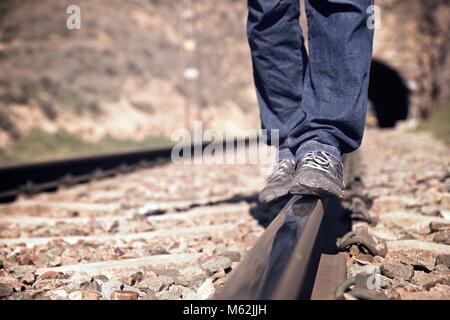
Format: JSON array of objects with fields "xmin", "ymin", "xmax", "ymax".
[{"xmin": 248, "ymin": 0, "xmax": 374, "ymax": 166}]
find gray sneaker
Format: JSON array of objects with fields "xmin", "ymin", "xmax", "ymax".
[
  {"xmin": 259, "ymin": 159, "xmax": 295, "ymax": 204},
  {"xmin": 290, "ymin": 151, "xmax": 344, "ymax": 199}
]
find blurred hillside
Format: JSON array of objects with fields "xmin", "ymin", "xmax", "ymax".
[{"xmin": 0, "ymin": 0, "xmax": 258, "ymax": 152}]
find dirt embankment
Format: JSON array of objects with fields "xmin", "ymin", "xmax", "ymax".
[{"xmin": 0, "ymin": 0, "xmax": 259, "ymax": 148}]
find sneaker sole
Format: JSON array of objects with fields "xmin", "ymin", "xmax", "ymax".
[
  {"xmin": 290, "ymin": 181, "xmax": 344, "ymax": 199},
  {"xmin": 290, "ymin": 175, "xmax": 344, "ymax": 199}
]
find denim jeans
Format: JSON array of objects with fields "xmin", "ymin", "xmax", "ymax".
[{"xmin": 247, "ymin": 0, "xmax": 374, "ymax": 166}]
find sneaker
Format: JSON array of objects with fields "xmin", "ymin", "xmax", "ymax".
[
  {"xmin": 290, "ymin": 151, "xmax": 344, "ymax": 199},
  {"xmin": 259, "ymin": 159, "xmax": 295, "ymax": 204}
]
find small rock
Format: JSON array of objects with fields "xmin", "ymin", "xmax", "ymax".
[
  {"xmin": 434, "ymin": 264, "xmax": 450, "ymax": 273},
  {"xmin": 0, "ymin": 276, "xmax": 23, "ymax": 291},
  {"xmin": 92, "ymin": 274, "xmax": 109, "ymax": 284},
  {"xmin": 219, "ymin": 251, "xmax": 241, "ymax": 262},
  {"xmin": 421, "ymin": 206, "xmax": 441, "ymax": 217},
  {"xmin": 0, "ymin": 283, "xmax": 14, "ymax": 298},
  {"xmin": 140, "ymin": 292, "xmax": 158, "ymax": 300},
  {"xmin": 390, "ymin": 285, "xmax": 450, "ymax": 300},
  {"xmin": 116, "ymin": 269, "xmax": 145, "ymax": 286},
  {"xmin": 139, "ymin": 277, "xmax": 163, "ymax": 292},
  {"xmin": 155, "ymin": 290, "xmax": 181, "ymax": 300},
  {"xmin": 379, "ymin": 275, "xmax": 392, "ymax": 289},
  {"xmin": 69, "ymin": 272, "xmax": 92, "ymax": 286},
  {"xmin": 37, "ymin": 271, "xmax": 64, "ymax": 280},
  {"xmin": 211, "ymin": 269, "xmax": 227, "ymax": 282},
  {"xmin": 32, "ymin": 279, "xmax": 65, "ymax": 291},
  {"xmin": 21, "ymin": 273, "xmax": 36, "ymax": 285},
  {"xmin": 372, "ymin": 196, "xmax": 419, "ymax": 212},
  {"xmin": 9, "ymin": 265, "xmax": 36, "ymax": 279},
  {"xmin": 412, "ymin": 271, "xmax": 449, "ymax": 290},
  {"xmin": 111, "ymin": 290, "xmax": 139, "ymax": 300},
  {"xmin": 202, "ymin": 256, "xmax": 232, "ymax": 275},
  {"xmin": 176, "ymin": 267, "xmax": 207, "ymax": 287},
  {"xmin": 155, "ymin": 269, "xmax": 179, "ymax": 278},
  {"xmin": 83, "ymin": 290, "xmax": 102, "ymax": 300},
  {"xmin": 80, "ymin": 279, "xmax": 102, "ymax": 292},
  {"xmin": 196, "ymin": 279, "xmax": 215, "ymax": 300},
  {"xmin": 381, "ymin": 262, "xmax": 414, "ymax": 281},
  {"xmin": 433, "ymin": 230, "xmax": 450, "ymax": 245},
  {"xmin": 435, "ymin": 254, "xmax": 450, "ymax": 268},
  {"xmin": 101, "ymin": 280, "xmax": 125, "ymax": 300},
  {"xmin": 440, "ymin": 210, "xmax": 450, "ymax": 220},
  {"xmin": 6, "ymin": 291, "xmax": 33, "ymax": 300},
  {"xmin": 430, "ymin": 221, "xmax": 450, "ymax": 232},
  {"xmin": 50, "ymin": 289, "xmax": 68, "ymax": 300},
  {"xmin": 68, "ymin": 291, "xmax": 82, "ymax": 300},
  {"xmin": 441, "ymin": 194, "xmax": 450, "ymax": 209},
  {"xmin": 371, "ymin": 227, "xmax": 399, "ymax": 241},
  {"xmin": 347, "ymin": 263, "xmax": 378, "ymax": 278},
  {"xmin": 176, "ymin": 274, "xmax": 205, "ymax": 288},
  {"xmin": 34, "ymin": 292, "xmax": 52, "ymax": 300},
  {"xmin": 138, "ymin": 275, "xmax": 173, "ymax": 292},
  {"xmin": 179, "ymin": 266, "xmax": 205, "ymax": 277},
  {"xmin": 386, "ymin": 240, "xmax": 450, "ymax": 271}
]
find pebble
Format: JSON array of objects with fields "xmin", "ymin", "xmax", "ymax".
[
  {"xmin": 6, "ymin": 291, "xmax": 33, "ymax": 300},
  {"xmin": 219, "ymin": 251, "xmax": 241, "ymax": 262},
  {"xmin": 434, "ymin": 264, "xmax": 450, "ymax": 273},
  {"xmin": 140, "ymin": 292, "xmax": 158, "ymax": 300},
  {"xmin": 80, "ymin": 279, "xmax": 102, "ymax": 292},
  {"xmin": 111, "ymin": 290, "xmax": 139, "ymax": 300},
  {"xmin": 69, "ymin": 272, "xmax": 92, "ymax": 286},
  {"xmin": 0, "ymin": 283, "xmax": 14, "ymax": 298},
  {"xmin": 32, "ymin": 279, "xmax": 65, "ymax": 291},
  {"xmin": 435, "ymin": 254, "xmax": 450, "ymax": 268},
  {"xmin": 380, "ymin": 262, "xmax": 414, "ymax": 281},
  {"xmin": 412, "ymin": 271, "xmax": 449, "ymax": 289},
  {"xmin": 430, "ymin": 221, "xmax": 450, "ymax": 232},
  {"xmin": 433, "ymin": 230, "xmax": 450, "ymax": 245},
  {"xmin": 441, "ymin": 194, "xmax": 450, "ymax": 209},
  {"xmin": 21, "ymin": 273, "xmax": 36, "ymax": 285},
  {"xmin": 9, "ymin": 265, "xmax": 37, "ymax": 279},
  {"xmin": 386, "ymin": 240, "xmax": 450, "ymax": 271},
  {"xmin": 116, "ymin": 269, "xmax": 145, "ymax": 286},
  {"xmin": 155, "ymin": 290, "xmax": 181, "ymax": 300},
  {"xmin": 201, "ymin": 256, "xmax": 232, "ymax": 275},
  {"xmin": 421, "ymin": 206, "xmax": 441, "ymax": 217},
  {"xmin": 101, "ymin": 280, "xmax": 125, "ymax": 300},
  {"xmin": 0, "ymin": 276, "xmax": 23, "ymax": 291},
  {"xmin": 37, "ymin": 271, "xmax": 64, "ymax": 280},
  {"xmin": 196, "ymin": 279, "xmax": 216, "ymax": 300},
  {"xmin": 138, "ymin": 275, "xmax": 173, "ymax": 292}
]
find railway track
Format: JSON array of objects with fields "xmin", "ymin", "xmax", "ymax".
[{"xmin": 0, "ymin": 140, "xmax": 358, "ymax": 300}]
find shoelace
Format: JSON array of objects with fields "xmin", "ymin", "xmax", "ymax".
[
  {"xmin": 268, "ymin": 159, "xmax": 294, "ymax": 183},
  {"xmin": 300, "ymin": 151, "xmax": 336, "ymax": 174}
]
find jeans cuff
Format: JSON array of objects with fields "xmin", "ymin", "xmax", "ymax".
[
  {"xmin": 278, "ymin": 148, "xmax": 295, "ymax": 162},
  {"xmin": 295, "ymin": 141, "xmax": 343, "ymax": 167}
]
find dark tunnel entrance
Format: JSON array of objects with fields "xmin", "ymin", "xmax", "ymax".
[{"xmin": 368, "ymin": 59, "xmax": 410, "ymax": 128}]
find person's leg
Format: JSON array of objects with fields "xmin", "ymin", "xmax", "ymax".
[
  {"xmin": 289, "ymin": 0, "xmax": 374, "ymax": 198},
  {"xmin": 247, "ymin": 0, "xmax": 308, "ymax": 203},
  {"xmin": 287, "ymin": 0, "xmax": 375, "ymax": 166},
  {"xmin": 247, "ymin": 0, "xmax": 308, "ymax": 162}
]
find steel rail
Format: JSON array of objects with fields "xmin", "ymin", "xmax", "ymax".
[
  {"xmin": 215, "ymin": 196, "xmax": 328, "ymax": 299},
  {"xmin": 0, "ymin": 137, "xmax": 257, "ymax": 203}
]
